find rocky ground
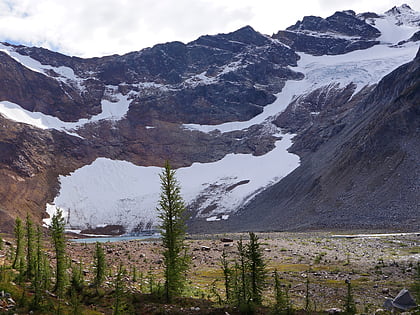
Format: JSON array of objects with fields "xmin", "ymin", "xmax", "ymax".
[
  {"xmin": 1, "ymin": 231, "xmax": 419, "ymax": 313},
  {"xmin": 62, "ymin": 231, "xmax": 420, "ymax": 313}
]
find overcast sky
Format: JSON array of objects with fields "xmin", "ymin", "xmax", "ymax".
[{"xmin": 0, "ymin": 0, "xmax": 419, "ymax": 57}]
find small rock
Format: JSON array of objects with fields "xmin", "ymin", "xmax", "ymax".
[
  {"xmin": 264, "ymin": 248, "xmax": 271, "ymax": 252},
  {"xmin": 220, "ymin": 238, "xmax": 233, "ymax": 243},
  {"xmin": 326, "ymin": 307, "xmax": 343, "ymax": 314},
  {"xmin": 382, "ymin": 288, "xmax": 389, "ymax": 294},
  {"xmin": 201, "ymin": 246, "xmax": 211, "ymax": 251}
]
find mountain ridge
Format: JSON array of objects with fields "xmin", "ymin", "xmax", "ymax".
[{"xmin": 0, "ymin": 5, "xmax": 418, "ymax": 234}]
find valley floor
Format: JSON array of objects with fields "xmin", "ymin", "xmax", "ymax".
[
  {"xmin": 66, "ymin": 231, "xmax": 420, "ymax": 312},
  {"xmin": 1, "ymin": 231, "xmax": 419, "ymax": 313}
]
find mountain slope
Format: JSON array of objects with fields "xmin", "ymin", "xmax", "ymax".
[
  {"xmin": 0, "ymin": 5, "xmax": 419, "ymax": 234},
  {"xmin": 200, "ymin": 47, "xmax": 419, "ymax": 232}
]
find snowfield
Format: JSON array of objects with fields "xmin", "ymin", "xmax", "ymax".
[
  {"xmin": 0, "ymin": 89, "xmax": 131, "ymax": 137},
  {"xmin": 45, "ymin": 133, "xmax": 300, "ymax": 231}
]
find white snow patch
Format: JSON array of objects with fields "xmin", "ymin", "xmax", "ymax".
[
  {"xmin": 332, "ymin": 232, "xmax": 420, "ymax": 239},
  {"xmin": 0, "ymin": 88, "xmax": 131, "ymax": 135},
  {"xmin": 183, "ymin": 71, "xmax": 217, "ymax": 87},
  {"xmin": 296, "ymin": 43, "xmax": 419, "ymax": 94},
  {"xmin": 373, "ymin": 15, "xmax": 419, "ymax": 44},
  {"xmin": 0, "ymin": 43, "xmax": 87, "ymax": 92},
  {"xmin": 45, "ymin": 158, "xmax": 162, "ymax": 230},
  {"xmin": 182, "ymin": 60, "xmax": 245, "ymax": 88},
  {"xmin": 137, "ymin": 81, "xmax": 174, "ymax": 92},
  {"xmin": 46, "ymin": 133, "xmax": 300, "ymax": 229},
  {"xmin": 206, "ymin": 215, "xmax": 229, "ymax": 222}
]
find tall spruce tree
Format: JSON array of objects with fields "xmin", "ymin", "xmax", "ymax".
[
  {"xmin": 25, "ymin": 213, "xmax": 35, "ymax": 280},
  {"xmin": 93, "ymin": 242, "xmax": 106, "ymax": 289},
  {"xmin": 246, "ymin": 232, "xmax": 266, "ymax": 305},
  {"xmin": 343, "ymin": 279, "xmax": 356, "ymax": 314},
  {"xmin": 231, "ymin": 234, "xmax": 267, "ymax": 310},
  {"xmin": 50, "ymin": 209, "xmax": 67, "ymax": 297},
  {"xmin": 237, "ymin": 238, "xmax": 248, "ymax": 306},
  {"xmin": 220, "ymin": 250, "xmax": 232, "ymax": 303},
  {"xmin": 32, "ymin": 226, "xmax": 43, "ymax": 309},
  {"xmin": 113, "ymin": 264, "xmax": 127, "ymax": 315},
  {"xmin": 157, "ymin": 161, "xmax": 189, "ymax": 302},
  {"xmin": 13, "ymin": 217, "xmax": 25, "ymax": 269}
]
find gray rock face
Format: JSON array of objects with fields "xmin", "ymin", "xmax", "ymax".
[
  {"xmin": 198, "ymin": 48, "xmax": 420, "ymax": 233},
  {"xmin": 9, "ymin": 26, "xmax": 301, "ymax": 125},
  {"xmin": 273, "ymin": 10, "xmax": 381, "ymax": 56},
  {"xmin": 287, "ymin": 11, "xmax": 381, "ymax": 39},
  {"xmin": 273, "ymin": 31, "xmax": 379, "ymax": 56}
]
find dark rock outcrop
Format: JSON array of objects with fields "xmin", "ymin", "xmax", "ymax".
[
  {"xmin": 287, "ymin": 11, "xmax": 381, "ymax": 39},
  {"xmin": 273, "ymin": 10, "xmax": 381, "ymax": 56}
]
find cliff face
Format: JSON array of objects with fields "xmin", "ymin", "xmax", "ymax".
[
  {"xmin": 205, "ymin": 48, "xmax": 420, "ymax": 233},
  {"xmin": 0, "ymin": 6, "xmax": 419, "ymax": 234}
]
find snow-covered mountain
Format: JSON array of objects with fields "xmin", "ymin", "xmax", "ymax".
[{"xmin": 0, "ymin": 5, "xmax": 418, "ymax": 234}]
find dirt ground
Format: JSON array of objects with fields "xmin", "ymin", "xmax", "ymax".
[{"xmin": 62, "ymin": 231, "xmax": 420, "ymax": 312}]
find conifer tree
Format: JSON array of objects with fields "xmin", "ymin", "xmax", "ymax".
[
  {"xmin": 12, "ymin": 217, "xmax": 25, "ymax": 269},
  {"xmin": 25, "ymin": 213, "xmax": 35, "ymax": 280},
  {"xmin": 157, "ymin": 160, "xmax": 189, "ymax": 302},
  {"xmin": 246, "ymin": 232, "xmax": 266, "ymax": 305},
  {"xmin": 236, "ymin": 238, "xmax": 249, "ymax": 307},
  {"xmin": 220, "ymin": 249, "xmax": 232, "ymax": 302},
  {"xmin": 231, "ymin": 234, "xmax": 267, "ymax": 310},
  {"xmin": 93, "ymin": 242, "xmax": 106, "ymax": 289},
  {"xmin": 273, "ymin": 270, "xmax": 284, "ymax": 313},
  {"xmin": 343, "ymin": 279, "xmax": 356, "ymax": 314},
  {"xmin": 50, "ymin": 209, "xmax": 67, "ymax": 297},
  {"xmin": 113, "ymin": 264, "xmax": 126, "ymax": 315},
  {"xmin": 412, "ymin": 262, "xmax": 420, "ymax": 305},
  {"xmin": 70, "ymin": 262, "xmax": 84, "ymax": 315},
  {"xmin": 32, "ymin": 226, "xmax": 43, "ymax": 309},
  {"xmin": 42, "ymin": 253, "xmax": 52, "ymax": 291},
  {"xmin": 304, "ymin": 271, "xmax": 311, "ymax": 312},
  {"xmin": 273, "ymin": 269, "xmax": 293, "ymax": 314}
]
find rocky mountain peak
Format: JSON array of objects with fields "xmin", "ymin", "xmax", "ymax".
[
  {"xmin": 386, "ymin": 4, "xmax": 414, "ymax": 15},
  {"xmin": 384, "ymin": 4, "xmax": 420, "ymax": 27},
  {"xmin": 287, "ymin": 10, "xmax": 381, "ymax": 39}
]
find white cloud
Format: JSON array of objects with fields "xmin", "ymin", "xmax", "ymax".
[{"xmin": 0, "ymin": 0, "xmax": 418, "ymax": 57}]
